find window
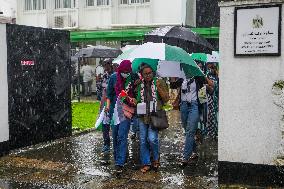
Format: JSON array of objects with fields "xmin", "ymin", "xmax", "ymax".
[
  {"xmin": 130, "ymin": 0, "xmax": 140, "ymax": 3},
  {"xmin": 24, "ymin": 0, "xmax": 46, "ymax": 10},
  {"xmin": 42, "ymin": 0, "xmax": 46, "ymax": 9},
  {"xmin": 86, "ymin": 0, "xmax": 110, "ymax": 7},
  {"xmin": 97, "ymin": 0, "xmax": 110, "ymax": 6},
  {"xmin": 128, "ymin": 0, "xmax": 150, "ymax": 4},
  {"xmin": 25, "ymin": 0, "xmax": 32, "ymax": 10},
  {"xmin": 55, "ymin": 0, "xmax": 75, "ymax": 9},
  {"xmin": 86, "ymin": 0, "xmax": 95, "ymax": 6},
  {"xmin": 120, "ymin": 0, "xmax": 128, "ymax": 4}
]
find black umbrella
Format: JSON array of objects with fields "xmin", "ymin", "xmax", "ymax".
[
  {"xmin": 74, "ymin": 45, "xmax": 122, "ymax": 58},
  {"xmin": 144, "ymin": 26, "xmax": 214, "ymax": 53}
]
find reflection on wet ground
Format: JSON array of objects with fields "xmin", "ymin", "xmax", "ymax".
[{"xmin": 0, "ymin": 110, "xmax": 218, "ymax": 189}]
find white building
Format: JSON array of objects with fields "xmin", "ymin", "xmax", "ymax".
[
  {"xmin": 17, "ymin": 0, "xmax": 195, "ymax": 30},
  {"xmin": 16, "ymin": 0, "xmax": 219, "ymax": 48},
  {"xmin": 0, "ymin": 0, "xmax": 17, "ymax": 23}
]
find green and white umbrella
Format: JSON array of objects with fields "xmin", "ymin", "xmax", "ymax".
[
  {"xmin": 191, "ymin": 53, "xmax": 208, "ymax": 62},
  {"xmin": 113, "ymin": 42, "xmax": 204, "ymax": 78}
]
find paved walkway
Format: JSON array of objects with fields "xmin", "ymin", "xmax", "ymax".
[{"xmin": 0, "ymin": 110, "xmax": 218, "ymax": 189}]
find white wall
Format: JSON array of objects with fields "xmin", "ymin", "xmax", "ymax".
[
  {"xmin": 19, "ymin": 11, "xmax": 47, "ymax": 28},
  {"xmin": 116, "ymin": 5, "xmax": 151, "ymax": 25},
  {"xmin": 79, "ymin": 7, "xmax": 112, "ymax": 29},
  {"xmin": 0, "ymin": 0, "xmax": 16, "ymax": 18},
  {"xmin": 151, "ymin": 0, "xmax": 182, "ymax": 24},
  {"xmin": 218, "ymin": 3, "xmax": 284, "ymax": 165},
  {"xmin": 0, "ymin": 24, "xmax": 9, "ymax": 143},
  {"xmin": 17, "ymin": 0, "xmax": 48, "ymax": 28}
]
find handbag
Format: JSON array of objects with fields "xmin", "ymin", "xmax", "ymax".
[
  {"xmin": 150, "ymin": 110, "xmax": 169, "ymax": 131},
  {"xmin": 122, "ymin": 103, "xmax": 135, "ymax": 119}
]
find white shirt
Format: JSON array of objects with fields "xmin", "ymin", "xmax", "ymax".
[
  {"xmin": 181, "ymin": 79, "xmax": 197, "ymax": 102},
  {"xmin": 96, "ymin": 66, "xmax": 104, "ymax": 76},
  {"xmin": 81, "ymin": 65, "xmax": 95, "ymax": 82}
]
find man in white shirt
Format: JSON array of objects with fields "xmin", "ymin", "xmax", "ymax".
[{"xmin": 81, "ymin": 62, "xmax": 95, "ymax": 96}]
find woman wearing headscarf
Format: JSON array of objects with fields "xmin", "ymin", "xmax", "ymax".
[
  {"xmin": 205, "ymin": 62, "xmax": 219, "ymax": 139},
  {"xmin": 136, "ymin": 63, "xmax": 169, "ymax": 173},
  {"xmin": 113, "ymin": 60, "xmax": 138, "ymax": 173}
]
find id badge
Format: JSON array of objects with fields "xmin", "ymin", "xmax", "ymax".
[{"xmin": 137, "ymin": 102, "xmax": 146, "ymax": 115}]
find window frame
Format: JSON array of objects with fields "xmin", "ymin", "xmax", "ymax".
[
  {"xmin": 86, "ymin": 0, "xmax": 95, "ymax": 6},
  {"xmin": 97, "ymin": 0, "xmax": 110, "ymax": 6},
  {"xmin": 120, "ymin": 0, "xmax": 128, "ymax": 5},
  {"xmin": 55, "ymin": 0, "xmax": 76, "ymax": 9},
  {"xmin": 24, "ymin": 0, "xmax": 46, "ymax": 11},
  {"xmin": 120, "ymin": 0, "xmax": 150, "ymax": 5}
]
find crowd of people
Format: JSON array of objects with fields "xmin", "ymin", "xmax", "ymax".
[{"xmin": 97, "ymin": 58, "xmax": 219, "ymax": 174}]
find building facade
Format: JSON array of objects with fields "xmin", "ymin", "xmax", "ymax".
[
  {"xmin": 16, "ymin": 0, "xmax": 219, "ymax": 48},
  {"xmin": 17, "ymin": 0, "xmax": 193, "ymax": 29}
]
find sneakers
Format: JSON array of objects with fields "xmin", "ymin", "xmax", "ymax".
[{"xmin": 101, "ymin": 145, "xmax": 110, "ymax": 153}]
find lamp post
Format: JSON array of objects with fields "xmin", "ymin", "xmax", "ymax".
[{"xmin": 77, "ymin": 56, "xmax": 81, "ymax": 102}]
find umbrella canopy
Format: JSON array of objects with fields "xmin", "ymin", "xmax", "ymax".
[
  {"xmin": 114, "ymin": 42, "xmax": 204, "ymax": 78},
  {"xmin": 73, "ymin": 45, "xmax": 122, "ymax": 58},
  {"xmin": 191, "ymin": 53, "xmax": 208, "ymax": 62},
  {"xmin": 207, "ymin": 51, "xmax": 219, "ymax": 63},
  {"xmin": 144, "ymin": 26, "xmax": 214, "ymax": 53}
]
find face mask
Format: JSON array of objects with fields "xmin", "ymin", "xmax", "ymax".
[{"xmin": 121, "ymin": 73, "xmax": 130, "ymax": 78}]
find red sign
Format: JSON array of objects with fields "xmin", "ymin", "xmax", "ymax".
[{"xmin": 21, "ymin": 60, "xmax": 35, "ymax": 66}]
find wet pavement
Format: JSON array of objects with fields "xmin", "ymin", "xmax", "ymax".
[{"xmin": 0, "ymin": 110, "xmax": 218, "ymax": 189}]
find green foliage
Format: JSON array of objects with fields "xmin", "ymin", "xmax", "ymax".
[
  {"xmin": 273, "ymin": 80, "xmax": 284, "ymax": 90},
  {"xmin": 72, "ymin": 102, "xmax": 100, "ymax": 131}
]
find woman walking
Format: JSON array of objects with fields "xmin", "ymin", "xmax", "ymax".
[
  {"xmin": 113, "ymin": 60, "xmax": 137, "ymax": 173},
  {"xmin": 136, "ymin": 63, "xmax": 169, "ymax": 173},
  {"xmin": 206, "ymin": 62, "xmax": 219, "ymax": 139}
]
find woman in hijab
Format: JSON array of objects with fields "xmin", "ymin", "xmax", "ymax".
[{"xmin": 113, "ymin": 60, "xmax": 138, "ymax": 173}]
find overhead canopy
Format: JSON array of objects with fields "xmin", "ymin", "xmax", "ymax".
[{"xmin": 70, "ymin": 27, "xmax": 219, "ymax": 42}]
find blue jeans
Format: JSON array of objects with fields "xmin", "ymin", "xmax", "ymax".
[
  {"xmin": 115, "ymin": 119, "xmax": 131, "ymax": 166},
  {"xmin": 112, "ymin": 124, "xmax": 119, "ymax": 161},
  {"xmin": 102, "ymin": 124, "xmax": 110, "ymax": 147},
  {"xmin": 131, "ymin": 117, "xmax": 139, "ymax": 134},
  {"xmin": 139, "ymin": 120, "xmax": 159, "ymax": 165},
  {"xmin": 102, "ymin": 106, "xmax": 115, "ymax": 148},
  {"xmin": 181, "ymin": 100, "xmax": 199, "ymax": 160}
]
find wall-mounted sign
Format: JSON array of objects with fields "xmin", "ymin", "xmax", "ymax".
[
  {"xmin": 21, "ymin": 60, "xmax": 34, "ymax": 65},
  {"xmin": 234, "ymin": 5, "xmax": 281, "ymax": 56}
]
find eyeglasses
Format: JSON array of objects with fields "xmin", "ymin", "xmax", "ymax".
[{"xmin": 143, "ymin": 71, "xmax": 153, "ymax": 77}]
